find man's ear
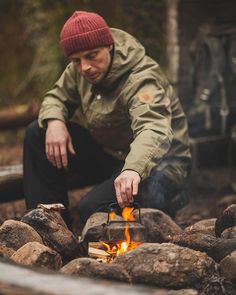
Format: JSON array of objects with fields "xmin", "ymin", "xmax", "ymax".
[{"xmin": 108, "ymin": 44, "xmax": 113, "ymax": 52}]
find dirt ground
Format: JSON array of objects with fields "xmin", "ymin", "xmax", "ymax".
[{"xmin": 0, "ymin": 143, "xmax": 236, "ymax": 235}]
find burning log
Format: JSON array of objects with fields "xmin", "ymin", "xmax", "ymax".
[{"xmin": 88, "ymin": 242, "xmax": 111, "ymax": 260}]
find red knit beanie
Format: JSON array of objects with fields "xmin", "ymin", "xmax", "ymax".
[{"xmin": 60, "ymin": 11, "xmax": 114, "ymax": 57}]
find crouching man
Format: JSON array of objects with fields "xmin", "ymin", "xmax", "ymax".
[{"xmin": 23, "ymin": 11, "xmax": 191, "ymax": 225}]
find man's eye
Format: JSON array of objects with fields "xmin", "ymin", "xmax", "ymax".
[{"xmin": 88, "ymin": 52, "xmax": 97, "ymax": 59}]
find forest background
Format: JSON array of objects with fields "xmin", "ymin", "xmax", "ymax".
[{"xmin": 0, "ymin": 0, "xmax": 166, "ymax": 108}]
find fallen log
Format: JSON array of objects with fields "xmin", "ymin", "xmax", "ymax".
[
  {"xmin": 0, "ymin": 164, "xmax": 90, "ymax": 203},
  {"xmin": 0, "ymin": 103, "xmax": 39, "ymax": 130},
  {"xmin": 0, "ymin": 165, "xmax": 23, "ymax": 203},
  {"xmin": 0, "ymin": 260, "xmax": 159, "ymax": 295}
]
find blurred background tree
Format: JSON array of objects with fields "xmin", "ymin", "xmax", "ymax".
[{"xmin": 0, "ymin": 0, "xmax": 165, "ymax": 108}]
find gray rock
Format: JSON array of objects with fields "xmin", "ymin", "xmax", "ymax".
[
  {"xmin": 185, "ymin": 219, "xmax": 216, "ymax": 236},
  {"xmin": 11, "ymin": 241, "xmax": 62, "ymax": 270},
  {"xmin": 21, "ymin": 208, "xmax": 80, "ymax": 262},
  {"xmin": 61, "ymin": 257, "xmax": 130, "ymax": 283},
  {"xmin": 80, "ymin": 212, "xmax": 123, "ymax": 242},
  {"xmin": 221, "ymin": 226, "xmax": 236, "ymax": 239},
  {"xmin": 170, "ymin": 232, "xmax": 236, "ymax": 262},
  {"xmin": 215, "ymin": 204, "xmax": 236, "ymax": 237},
  {"xmin": 113, "ymin": 243, "xmax": 217, "ymax": 290},
  {"xmin": 170, "ymin": 233, "xmax": 216, "ymax": 254},
  {"xmin": 133, "ymin": 208, "xmax": 183, "ymax": 243},
  {"xmin": 219, "ymin": 250, "xmax": 236, "ymax": 282},
  {"xmin": 0, "ymin": 219, "xmax": 43, "ymax": 257}
]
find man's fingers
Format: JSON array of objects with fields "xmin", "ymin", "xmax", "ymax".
[
  {"xmin": 126, "ymin": 180, "xmax": 134, "ymax": 204},
  {"xmin": 68, "ymin": 138, "xmax": 76, "ymax": 155},
  {"xmin": 114, "ymin": 171, "xmax": 141, "ymax": 208},
  {"xmin": 48, "ymin": 144, "xmax": 56, "ymax": 166},
  {"xmin": 114, "ymin": 178, "xmax": 124, "ymax": 208},
  {"xmin": 116, "ymin": 195, "xmax": 124, "ymax": 208},
  {"xmin": 132, "ymin": 178, "xmax": 139, "ymax": 196},
  {"xmin": 60, "ymin": 145, "xmax": 68, "ymax": 168},
  {"xmin": 54, "ymin": 144, "xmax": 63, "ymax": 168},
  {"xmin": 45, "ymin": 143, "xmax": 50, "ymax": 161},
  {"xmin": 120, "ymin": 180, "xmax": 130, "ymax": 206}
]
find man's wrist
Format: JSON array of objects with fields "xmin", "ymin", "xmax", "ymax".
[{"xmin": 46, "ymin": 119, "xmax": 65, "ymax": 127}]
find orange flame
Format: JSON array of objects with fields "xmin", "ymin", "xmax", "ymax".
[
  {"xmin": 102, "ymin": 207, "xmax": 141, "ymax": 259},
  {"xmin": 122, "ymin": 207, "xmax": 136, "ymax": 221},
  {"xmin": 109, "ymin": 211, "xmax": 116, "ymax": 221}
]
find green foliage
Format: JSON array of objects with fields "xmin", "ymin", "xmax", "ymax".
[{"xmin": 0, "ymin": 0, "xmax": 166, "ymax": 106}]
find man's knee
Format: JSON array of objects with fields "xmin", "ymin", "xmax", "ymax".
[
  {"xmin": 24, "ymin": 120, "xmax": 44, "ymax": 145},
  {"xmin": 77, "ymin": 198, "xmax": 93, "ymax": 224},
  {"xmin": 138, "ymin": 168, "xmax": 182, "ymax": 211}
]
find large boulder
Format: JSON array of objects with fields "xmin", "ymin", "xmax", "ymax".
[
  {"xmin": 215, "ymin": 204, "xmax": 236, "ymax": 237},
  {"xmin": 113, "ymin": 243, "xmax": 217, "ymax": 290},
  {"xmin": 133, "ymin": 208, "xmax": 183, "ymax": 242},
  {"xmin": 221, "ymin": 226, "xmax": 236, "ymax": 239},
  {"xmin": 170, "ymin": 232, "xmax": 236, "ymax": 262},
  {"xmin": 21, "ymin": 208, "xmax": 80, "ymax": 262},
  {"xmin": 80, "ymin": 212, "xmax": 124, "ymax": 243},
  {"xmin": 219, "ymin": 250, "xmax": 236, "ymax": 283},
  {"xmin": 0, "ymin": 219, "xmax": 43, "ymax": 257},
  {"xmin": 185, "ymin": 219, "xmax": 216, "ymax": 236},
  {"xmin": 61, "ymin": 257, "xmax": 130, "ymax": 283},
  {"xmin": 168, "ymin": 233, "xmax": 216, "ymax": 257},
  {"xmin": 11, "ymin": 241, "xmax": 62, "ymax": 270}
]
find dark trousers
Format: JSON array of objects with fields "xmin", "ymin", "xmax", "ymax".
[{"xmin": 24, "ymin": 121, "xmax": 182, "ymax": 223}]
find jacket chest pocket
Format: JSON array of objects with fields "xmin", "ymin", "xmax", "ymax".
[{"xmin": 87, "ymin": 99, "xmax": 128, "ymax": 129}]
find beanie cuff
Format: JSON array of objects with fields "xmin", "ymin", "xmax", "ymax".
[{"xmin": 60, "ymin": 26, "xmax": 114, "ymax": 57}]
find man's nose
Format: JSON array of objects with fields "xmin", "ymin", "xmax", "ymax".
[{"xmin": 80, "ymin": 59, "xmax": 91, "ymax": 73}]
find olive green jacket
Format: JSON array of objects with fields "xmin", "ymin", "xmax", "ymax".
[{"xmin": 38, "ymin": 28, "xmax": 191, "ymax": 181}]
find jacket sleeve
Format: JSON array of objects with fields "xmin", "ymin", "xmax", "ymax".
[
  {"xmin": 121, "ymin": 80, "xmax": 174, "ymax": 180},
  {"xmin": 38, "ymin": 63, "xmax": 80, "ymax": 128}
]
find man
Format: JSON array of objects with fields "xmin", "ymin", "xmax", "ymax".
[{"xmin": 23, "ymin": 11, "xmax": 191, "ymax": 225}]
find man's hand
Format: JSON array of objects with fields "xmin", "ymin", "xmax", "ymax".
[
  {"xmin": 114, "ymin": 170, "xmax": 141, "ymax": 208},
  {"xmin": 45, "ymin": 120, "xmax": 75, "ymax": 169}
]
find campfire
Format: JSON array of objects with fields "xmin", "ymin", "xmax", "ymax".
[{"xmin": 88, "ymin": 207, "xmax": 143, "ymax": 262}]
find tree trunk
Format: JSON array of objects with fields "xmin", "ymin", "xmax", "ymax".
[{"xmin": 165, "ymin": 0, "xmax": 180, "ymax": 93}]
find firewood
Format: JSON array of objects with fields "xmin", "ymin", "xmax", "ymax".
[{"xmin": 88, "ymin": 246, "xmax": 110, "ymax": 259}]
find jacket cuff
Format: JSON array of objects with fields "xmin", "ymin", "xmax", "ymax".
[
  {"xmin": 121, "ymin": 162, "xmax": 152, "ymax": 180},
  {"xmin": 38, "ymin": 111, "xmax": 67, "ymax": 129}
]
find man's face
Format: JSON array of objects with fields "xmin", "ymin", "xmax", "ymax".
[{"xmin": 70, "ymin": 45, "xmax": 113, "ymax": 84}]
